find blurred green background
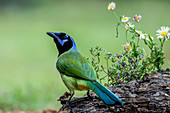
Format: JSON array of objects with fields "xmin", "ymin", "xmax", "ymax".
[{"xmin": 0, "ymin": 0, "xmax": 169, "ymax": 111}]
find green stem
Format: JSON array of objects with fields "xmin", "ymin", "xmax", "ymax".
[
  {"xmin": 106, "ymin": 59, "xmax": 109, "ymax": 85},
  {"xmin": 137, "ymin": 37, "xmax": 139, "ymax": 47},
  {"xmin": 116, "ymin": 22, "xmax": 120, "ymax": 38},
  {"xmin": 159, "ymin": 38, "xmax": 162, "ymax": 48},
  {"xmin": 161, "ymin": 37, "xmax": 166, "ymax": 50},
  {"xmin": 148, "ymin": 43, "xmax": 152, "ymax": 50},
  {"xmin": 126, "ymin": 31, "xmax": 128, "ymax": 42},
  {"xmin": 114, "ymin": 11, "xmax": 120, "ymax": 20}
]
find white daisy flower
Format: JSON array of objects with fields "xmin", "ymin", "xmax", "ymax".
[
  {"xmin": 121, "ymin": 16, "xmax": 130, "ymax": 23},
  {"xmin": 135, "ymin": 30, "xmax": 141, "ymax": 34},
  {"xmin": 133, "ymin": 14, "xmax": 142, "ymax": 22},
  {"xmin": 146, "ymin": 35, "xmax": 154, "ymax": 41},
  {"xmin": 156, "ymin": 26, "xmax": 170, "ymax": 39},
  {"xmin": 108, "ymin": 2, "xmax": 116, "ymax": 10},
  {"xmin": 125, "ymin": 22, "xmax": 134, "ymax": 31},
  {"xmin": 135, "ymin": 30, "xmax": 145, "ymax": 39},
  {"xmin": 128, "ymin": 22, "xmax": 134, "ymax": 28},
  {"xmin": 139, "ymin": 33, "xmax": 146, "ymax": 39}
]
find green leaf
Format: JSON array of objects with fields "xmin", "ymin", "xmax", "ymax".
[{"xmin": 144, "ymin": 39, "xmax": 148, "ymax": 45}]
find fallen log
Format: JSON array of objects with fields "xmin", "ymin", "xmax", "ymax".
[{"xmin": 44, "ymin": 70, "xmax": 170, "ymax": 113}]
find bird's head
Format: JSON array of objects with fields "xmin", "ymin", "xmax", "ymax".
[{"xmin": 47, "ymin": 32, "xmax": 77, "ymax": 56}]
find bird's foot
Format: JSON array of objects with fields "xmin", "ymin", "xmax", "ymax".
[
  {"xmin": 57, "ymin": 91, "xmax": 71, "ymax": 101},
  {"xmin": 57, "ymin": 91, "xmax": 71, "ymax": 106},
  {"xmin": 58, "ymin": 91, "xmax": 74, "ymax": 111}
]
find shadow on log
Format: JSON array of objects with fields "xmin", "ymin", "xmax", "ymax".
[{"xmin": 44, "ymin": 70, "xmax": 170, "ymax": 113}]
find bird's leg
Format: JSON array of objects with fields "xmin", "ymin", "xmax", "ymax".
[
  {"xmin": 68, "ymin": 91, "xmax": 75, "ymax": 102},
  {"xmin": 87, "ymin": 90, "xmax": 92, "ymax": 99},
  {"xmin": 62, "ymin": 91, "xmax": 75, "ymax": 109}
]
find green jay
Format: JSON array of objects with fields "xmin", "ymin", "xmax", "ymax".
[{"xmin": 47, "ymin": 32, "xmax": 123, "ymax": 106}]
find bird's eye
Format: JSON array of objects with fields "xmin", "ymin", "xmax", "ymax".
[{"xmin": 64, "ymin": 34, "xmax": 69, "ymax": 39}]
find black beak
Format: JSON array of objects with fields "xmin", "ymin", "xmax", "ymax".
[{"xmin": 46, "ymin": 32, "xmax": 56, "ymax": 38}]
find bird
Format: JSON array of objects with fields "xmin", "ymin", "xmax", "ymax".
[{"xmin": 47, "ymin": 32, "xmax": 123, "ymax": 106}]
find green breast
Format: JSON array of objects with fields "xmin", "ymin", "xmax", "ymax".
[{"xmin": 56, "ymin": 50, "xmax": 97, "ymax": 81}]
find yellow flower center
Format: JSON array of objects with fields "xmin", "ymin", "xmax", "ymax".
[
  {"xmin": 147, "ymin": 36, "xmax": 150, "ymax": 39},
  {"xmin": 161, "ymin": 31, "xmax": 167, "ymax": 36},
  {"xmin": 136, "ymin": 16, "xmax": 139, "ymax": 20},
  {"xmin": 109, "ymin": 5, "xmax": 113, "ymax": 9},
  {"xmin": 123, "ymin": 17, "xmax": 127, "ymax": 21},
  {"xmin": 124, "ymin": 45, "xmax": 131, "ymax": 52},
  {"xmin": 140, "ymin": 33, "xmax": 143, "ymax": 35}
]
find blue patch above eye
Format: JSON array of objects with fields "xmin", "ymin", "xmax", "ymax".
[
  {"xmin": 65, "ymin": 34, "xmax": 68, "ymax": 38},
  {"xmin": 55, "ymin": 33, "xmax": 61, "ymax": 36}
]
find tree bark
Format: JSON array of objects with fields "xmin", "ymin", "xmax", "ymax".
[{"xmin": 44, "ymin": 70, "xmax": 170, "ymax": 113}]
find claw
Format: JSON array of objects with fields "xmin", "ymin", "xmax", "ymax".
[
  {"xmin": 62, "ymin": 91, "xmax": 74, "ymax": 110},
  {"xmin": 57, "ymin": 91, "xmax": 71, "ymax": 101},
  {"xmin": 58, "ymin": 91, "xmax": 75, "ymax": 109}
]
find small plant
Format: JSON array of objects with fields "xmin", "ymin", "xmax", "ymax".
[{"xmin": 90, "ymin": 2, "xmax": 169, "ymax": 86}]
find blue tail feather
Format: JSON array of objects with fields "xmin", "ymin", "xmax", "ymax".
[{"xmin": 87, "ymin": 81, "xmax": 123, "ymax": 106}]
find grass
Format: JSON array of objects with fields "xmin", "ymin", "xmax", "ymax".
[{"xmin": 0, "ymin": 0, "xmax": 170, "ymax": 111}]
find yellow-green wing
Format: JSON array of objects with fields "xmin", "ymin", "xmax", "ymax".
[{"xmin": 56, "ymin": 50, "xmax": 97, "ymax": 81}]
